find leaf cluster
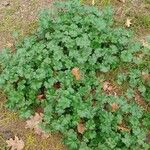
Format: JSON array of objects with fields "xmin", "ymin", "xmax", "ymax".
[{"xmin": 0, "ymin": 0, "xmax": 149, "ymax": 149}]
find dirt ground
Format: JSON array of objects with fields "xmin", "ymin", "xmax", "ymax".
[
  {"xmin": 0, "ymin": 0, "xmax": 150, "ymax": 149},
  {"xmin": 0, "ymin": 0, "xmax": 54, "ymax": 50}
]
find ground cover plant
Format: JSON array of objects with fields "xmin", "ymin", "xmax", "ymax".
[{"xmin": 0, "ymin": 0, "xmax": 150, "ymax": 149}]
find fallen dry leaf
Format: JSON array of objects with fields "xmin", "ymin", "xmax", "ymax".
[
  {"xmin": 71, "ymin": 67, "xmax": 81, "ymax": 80},
  {"xmin": 125, "ymin": 18, "xmax": 132, "ymax": 27},
  {"xmin": 103, "ymin": 81, "xmax": 110, "ymax": 91},
  {"xmin": 102, "ymin": 81, "xmax": 119, "ymax": 96},
  {"xmin": 26, "ymin": 113, "xmax": 43, "ymax": 129},
  {"xmin": 111, "ymin": 103, "xmax": 119, "ymax": 112},
  {"xmin": 117, "ymin": 125, "xmax": 130, "ymax": 132},
  {"xmin": 6, "ymin": 136, "xmax": 24, "ymax": 150},
  {"xmin": 142, "ymin": 72, "xmax": 150, "ymax": 80},
  {"xmin": 35, "ymin": 107, "xmax": 44, "ymax": 114},
  {"xmin": 37, "ymin": 94, "xmax": 45, "ymax": 100},
  {"xmin": 134, "ymin": 92, "xmax": 148, "ymax": 111},
  {"xmin": 26, "ymin": 113, "xmax": 49, "ymax": 138},
  {"xmin": 107, "ymin": 85, "xmax": 113, "ymax": 91},
  {"xmin": 103, "ymin": 81, "xmax": 113, "ymax": 92},
  {"xmin": 34, "ymin": 127, "xmax": 49, "ymax": 139},
  {"xmin": 77, "ymin": 122, "xmax": 86, "ymax": 134}
]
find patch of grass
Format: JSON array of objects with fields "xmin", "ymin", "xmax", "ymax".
[
  {"xmin": 0, "ymin": 101, "xmax": 19, "ymax": 128},
  {"xmin": 24, "ymin": 132, "xmax": 36, "ymax": 149},
  {"xmin": 145, "ymin": 0, "xmax": 150, "ymax": 4},
  {"xmin": 0, "ymin": 135, "xmax": 6, "ymax": 149},
  {"xmin": 97, "ymin": 0, "xmax": 112, "ymax": 6},
  {"xmin": 82, "ymin": 0, "xmax": 117, "ymax": 6},
  {"xmin": 24, "ymin": 131, "xmax": 65, "ymax": 150},
  {"xmin": 83, "ymin": 0, "xmax": 150, "ymax": 36},
  {"xmin": 0, "ymin": 16, "xmax": 22, "ymax": 32},
  {"xmin": 134, "ymin": 14, "xmax": 150, "ymax": 31}
]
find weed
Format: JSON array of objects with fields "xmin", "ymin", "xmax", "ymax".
[{"xmin": 0, "ymin": 1, "xmax": 150, "ymax": 149}]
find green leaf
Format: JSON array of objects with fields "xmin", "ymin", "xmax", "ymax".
[{"xmin": 121, "ymin": 51, "xmax": 133, "ymax": 62}]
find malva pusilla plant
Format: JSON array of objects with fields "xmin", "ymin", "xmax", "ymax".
[{"xmin": 0, "ymin": 0, "xmax": 150, "ymax": 149}]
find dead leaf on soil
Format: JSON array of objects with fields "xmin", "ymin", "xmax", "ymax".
[
  {"xmin": 125, "ymin": 18, "xmax": 132, "ymax": 27},
  {"xmin": 142, "ymin": 71, "xmax": 150, "ymax": 81},
  {"xmin": 77, "ymin": 122, "xmax": 86, "ymax": 134},
  {"xmin": 6, "ymin": 136, "xmax": 24, "ymax": 150},
  {"xmin": 25, "ymin": 113, "xmax": 49, "ymax": 138},
  {"xmin": 35, "ymin": 106, "xmax": 44, "ymax": 114},
  {"xmin": 103, "ymin": 81, "xmax": 111, "ymax": 91},
  {"xmin": 71, "ymin": 67, "xmax": 81, "ymax": 80},
  {"xmin": 117, "ymin": 125, "xmax": 130, "ymax": 132},
  {"xmin": 111, "ymin": 103, "xmax": 119, "ymax": 112},
  {"xmin": 103, "ymin": 81, "xmax": 114, "ymax": 92},
  {"xmin": 37, "ymin": 94, "xmax": 45, "ymax": 100},
  {"xmin": 102, "ymin": 81, "xmax": 119, "ymax": 96},
  {"xmin": 134, "ymin": 92, "xmax": 148, "ymax": 111}
]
